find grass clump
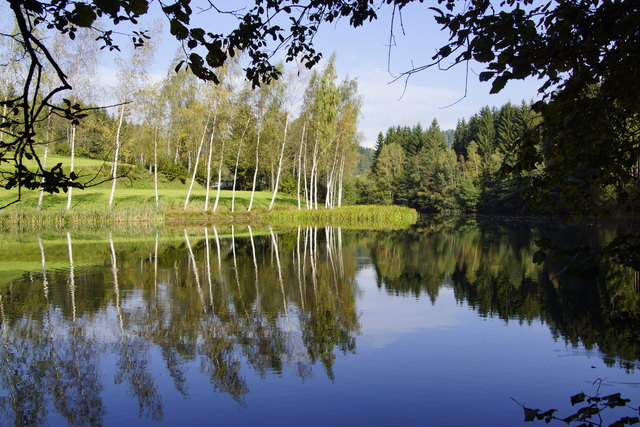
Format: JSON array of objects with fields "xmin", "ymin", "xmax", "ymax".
[{"xmin": 263, "ymin": 205, "xmax": 418, "ymax": 229}]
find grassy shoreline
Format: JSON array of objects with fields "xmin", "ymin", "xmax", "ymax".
[
  {"xmin": 0, "ymin": 203, "xmax": 418, "ymax": 231},
  {"xmin": 0, "ymin": 155, "xmax": 417, "ymax": 230}
]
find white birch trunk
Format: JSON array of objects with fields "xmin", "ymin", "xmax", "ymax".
[
  {"xmin": 309, "ymin": 135, "xmax": 319, "ymax": 210},
  {"xmin": 303, "ymin": 141, "xmax": 310, "ymax": 209},
  {"xmin": 296, "ymin": 122, "xmax": 306, "ymax": 210},
  {"xmin": 66, "ymin": 125, "xmax": 76, "ymax": 211},
  {"xmin": 153, "ymin": 126, "xmax": 159, "ymax": 209},
  {"xmin": 212, "ymin": 132, "xmax": 225, "ymax": 212},
  {"xmin": 337, "ymin": 153, "xmax": 345, "ymax": 207},
  {"xmin": 231, "ymin": 118, "xmax": 250, "ymax": 213},
  {"xmin": 325, "ymin": 170, "xmax": 332, "ymax": 208},
  {"xmin": 38, "ymin": 112, "xmax": 52, "ymax": 209},
  {"xmin": 183, "ymin": 117, "xmax": 210, "ymax": 209},
  {"xmin": 325, "ymin": 155, "xmax": 338, "ymax": 208},
  {"xmin": 269, "ymin": 113, "xmax": 289, "ymax": 210},
  {"xmin": 231, "ymin": 145, "xmax": 241, "ymax": 213},
  {"xmin": 247, "ymin": 130, "xmax": 261, "ymax": 212},
  {"xmin": 0, "ymin": 94, "xmax": 6, "ymax": 143},
  {"xmin": 108, "ymin": 104, "xmax": 126, "ymax": 209},
  {"xmin": 204, "ymin": 118, "xmax": 215, "ymax": 211}
]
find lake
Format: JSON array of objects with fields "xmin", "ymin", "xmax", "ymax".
[{"xmin": 1, "ymin": 217, "xmax": 639, "ymax": 426}]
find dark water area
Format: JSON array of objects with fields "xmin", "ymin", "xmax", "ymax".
[{"xmin": 1, "ymin": 218, "xmax": 639, "ymax": 426}]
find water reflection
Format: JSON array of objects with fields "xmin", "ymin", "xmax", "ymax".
[
  {"xmin": 368, "ymin": 218, "xmax": 640, "ymax": 370},
  {"xmin": 0, "ymin": 220, "xmax": 638, "ymax": 425}
]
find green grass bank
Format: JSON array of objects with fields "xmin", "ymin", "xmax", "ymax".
[{"xmin": 0, "ymin": 155, "xmax": 417, "ymax": 230}]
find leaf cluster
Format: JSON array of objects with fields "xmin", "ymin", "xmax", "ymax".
[{"xmin": 519, "ymin": 387, "xmax": 639, "ymax": 427}]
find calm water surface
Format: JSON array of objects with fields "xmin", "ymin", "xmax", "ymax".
[{"xmin": 1, "ymin": 218, "xmax": 639, "ymax": 426}]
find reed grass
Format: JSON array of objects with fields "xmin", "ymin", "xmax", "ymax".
[
  {"xmin": 0, "ymin": 202, "xmax": 418, "ymax": 232},
  {"xmin": 263, "ymin": 205, "xmax": 418, "ymax": 229}
]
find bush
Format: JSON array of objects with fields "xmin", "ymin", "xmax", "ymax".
[{"xmin": 158, "ymin": 160, "xmax": 188, "ymax": 183}]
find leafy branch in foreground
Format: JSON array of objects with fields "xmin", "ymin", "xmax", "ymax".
[{"xmin": 514, "ymin": 379, "xmax": 640, "ymax": 426}]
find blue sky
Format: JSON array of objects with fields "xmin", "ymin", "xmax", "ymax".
[
  {"xmin": 2, "ymin": 1, "xmax": 542, "ymax": 148},
  {"xmin": 140, "ymin": 2, "xmax": 542, "ymax": 147}
]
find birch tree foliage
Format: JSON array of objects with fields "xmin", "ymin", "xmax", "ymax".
[
  {"xmin": 108, "ymin": 24, "xmax": 159, "ymax": 208},
  {"xmin": 162, "ymin": 63, "xmax": 204, "ymax": 169}
]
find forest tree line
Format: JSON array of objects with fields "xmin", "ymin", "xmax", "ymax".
[{"xmin": 356, "ymin": 100, "xmax": 638, "ymax": 214}]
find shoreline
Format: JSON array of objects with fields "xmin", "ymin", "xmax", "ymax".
[{"xmin": 0, "ymin": 204, "xmax": 419, "ymax": 231}]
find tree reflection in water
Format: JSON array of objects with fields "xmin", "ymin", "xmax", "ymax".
[{"xmin": 0, "ymin": 221, "xmax": 638, "ymax": 425}]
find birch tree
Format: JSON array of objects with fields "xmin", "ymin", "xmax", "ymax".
[
  {"xmin": 269, "ymin": 69, "xmax": 304, "ymax": 210},
  {"xmin": 247, "ymin": 84, "xmax": 272, "ymax": 212},
  {"xmin": 109, "ymin": 24, "xmax": 159, "ymax": 209},
  {"xmin": 46, "ymin": 29, "xmax": 98, "ymax": 210}
]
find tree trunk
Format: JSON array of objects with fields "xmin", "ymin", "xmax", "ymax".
[
  {"xmin": 269, "ymin": 113, "xmax": 289, "ymax": 210},
  {"xmin": 231, "ymin": 117, "xmax": 250, "ymax": 213},
  {"xmin": 247, "ymin": 130, "xmax": 261, "ymax": 212},
  {"xmin": 66, "ymin": 125, "xmax": 76, "ymax": 211},
  {"xmin": 303, "ymin": 141, "xmax": 310, "ymax": 209},
  {"xmin": 337, "ymin": 152, "xmax": 345, "ymax": 207},
  {"xmin": 309, "ymin": 135, "xmax": 319, "ymax": 210},
  {"xmin": 184, "ymin": 117, "xmax": 210, "ymax": 209},
  {"xmin": 325, "ymin": 170, "xmax": 332, "ymax": 208},
  {"xmin": 0, "ymin": 93, "xmax": 6, "ymax": 143},
  {"xmin": 213, "ymin": 119, "xmax": 226, "ymax": 213},
  {"xmin": 311, "ymin": 135, "xmax": 320, "ymax": 210},
  {"xmin": 38, "ymin": 111, "xmax": 52, "ymax": 209},
  {"xmin": 296, "ymin": 122, "xmax": 306, "ymax": 210},
  {"xmin": 153, "ymin": 126, "xmax": 159, "ymax": 209},
  {"xmin": 204, "ymin": 116, "xmax": 216, "ymax": 211},
  {"xmin": 204, "ymin": 115, "xmax": 219, "ymax": 212},
  {"xmin": 231, "ymin": 145, "xmax": 241, "ymax": 213},
  {"xmin": 325, "ymin": 154, "xmax": 338, "ymax": 208},
  {"xmin": 108, "ymin": 103, "xmax": 126, "ymax": 209}
]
